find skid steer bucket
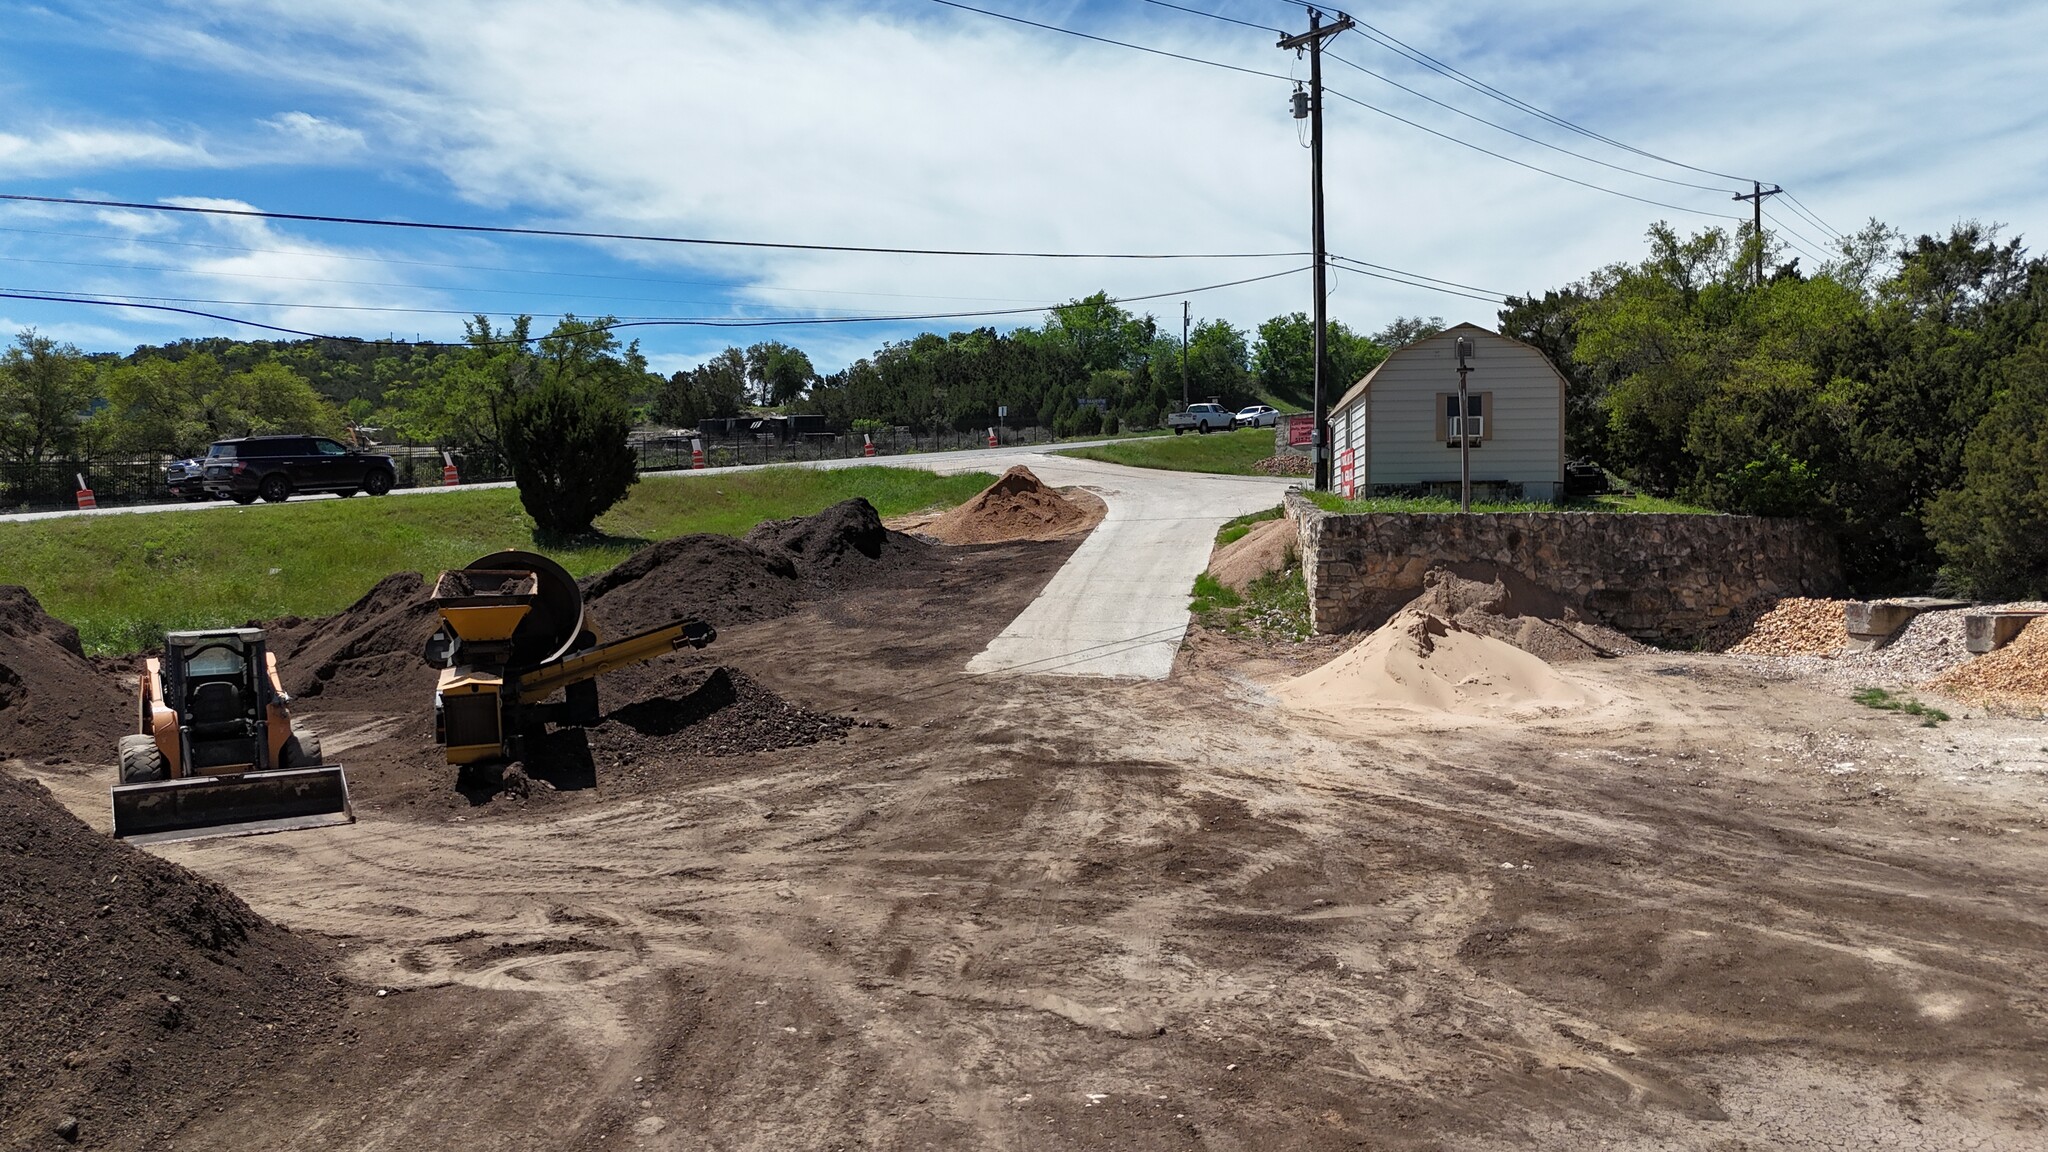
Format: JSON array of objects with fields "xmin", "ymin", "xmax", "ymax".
[{"xmin": 111, "ymin": 765, "xmax": 354, "ymax": 845}]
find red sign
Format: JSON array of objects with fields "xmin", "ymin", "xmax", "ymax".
[{"xmin": 1284, "ymin": 414, "xmax": 1315, "ymax": 447}]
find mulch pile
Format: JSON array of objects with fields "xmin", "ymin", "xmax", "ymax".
[
  {"xmin": 1726, "ymin": 597, "xmax": 1847, "ymax": 657},
  {"xmin": 916, "ymin": 466, "xmax": 1095, "ymax": 545},
  {"xmin": 1926, "ymin": 617, "xmax": 2048, "ymax": 708},
  {"xmin": 1251, "ymin": 454, "xmax": 1313, "ymax": 477},
  {"xmin": 1402, "ymin": 568, "xmax": 1646, "ymax": 663},
  {"xmin": 0, "ymin": 772, "xmax": 335, "ymax": 1149},
  {"xmin": 0, "ymin": 586, "xmax": 130, "ymax": 767}
]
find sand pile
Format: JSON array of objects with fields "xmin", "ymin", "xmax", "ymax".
[
  {"xmin": 1273, "ymin": 607, "xmax": 1606, "ymax": 720},
  {"xmin": 1208, "ymin": 517, "xmax": 1297, "ymax": 593},
  {"xmin": 264, "ymin": 572, "xmax": 443, "ymax": 703},
  {"xmin": 917, "ymin": 467, "xmax": 1097, "ymax": 545},
  {"xmin": 1405, "ymin": 569, "xmax": 1644, "ymax": 663},
  {"xmin": 1926, "ymin": 618, "xmax": 2048, "ymax": 707},
  {"xmin": 1728, "ymin": 598, "xmax": 1846, "ymax": 657},
  {"xmin": 0, "ymin": 586, "xmax": 130, "ymax": 766},
  {"xmin": 0, "ymin": 771, "xmax": 334, "ymax": 1149}
]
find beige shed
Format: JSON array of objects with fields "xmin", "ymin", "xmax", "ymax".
[{"xmin": 1326, "ymin": 323, "xmax": 1566, "ymax": 501}]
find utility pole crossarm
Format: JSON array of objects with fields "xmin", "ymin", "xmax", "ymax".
[{"xmin": 1732, "ymin": 181, "xmax": 1784, "ymax": 286}]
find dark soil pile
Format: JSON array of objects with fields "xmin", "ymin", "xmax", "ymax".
[
  {"xmin": 740, "ymin": 498, "xmax": 925, "ymax": 591},
  {"xmin": 582, "ymin": 536, "xmax": 800, "ymax": 636},
  {"xmin": 0, "ymin": 772, "xmax": 335, "ymax": 1149},
  {"xmin": 918, "ymin": 467, "xmax": 1094, "ymax": 545},
  {"xmin": 263, "ymin": 572, "xmax": 442, "ymax": 704},
  {"xmin": 0, "ymin": 586, "xmax": 130, "ymax": 767},
  {"xmin": 1403, "ymin": 567, "xmax": 1646, "ymax": 662},
  {"xmin": 597, "ymin": 666, "xmax": 854, "ymax": 758}
]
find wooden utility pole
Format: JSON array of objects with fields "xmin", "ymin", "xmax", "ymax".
[
  {"xmin": 1733, "ymin": 181, "xmax": 1784, "ymax": 285},
  {"xmin": 1181, "ymin": 300, "xmax": 1190, "ymax": 410},
  {"xmin": 1279, "ymin": 6, "xmax": 1354, "ymax": 491}
]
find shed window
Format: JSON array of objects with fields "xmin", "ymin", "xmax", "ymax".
[{"xmin": 1435, "ymin": 392, "xmax": 1491, "ymax": 446}]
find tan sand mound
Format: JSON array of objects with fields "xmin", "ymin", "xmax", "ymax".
[
  {"xmin": 1406, "ymin": 568, "xmax": 1645, "ymax": 662},
  {"xmin": 1728, "ymin": 597, "xmax": 1846, "ymax": 657},
  {"xmin": 1926, "ymin": 617, "xmax": 2048, "ymax": 707},
  {"xmin": 1208, "ymin": 517, "xmax": 1297, "ymax": 593},
  {"xmin": 917, "ymin": 466, "xmax": 1101, "ymax": 544},
  {"xmin": 1273, "ymin": 607, "xmax": 1606, "ymax": 720}
]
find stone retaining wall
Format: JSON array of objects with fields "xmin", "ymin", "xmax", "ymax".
[{"xmin": 1286, "ymin": 489, "xmax": 1844, "ymax": 642}]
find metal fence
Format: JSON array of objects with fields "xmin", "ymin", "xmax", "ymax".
[{"xmin": 0, "ymin": 423, "xmax": 1065, "ymax": 514}]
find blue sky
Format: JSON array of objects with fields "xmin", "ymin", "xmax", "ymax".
[{"xmin": 3, "ymin": 0, "xmax": 2045, "ymax": 374}]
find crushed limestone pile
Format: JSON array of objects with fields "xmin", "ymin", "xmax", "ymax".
[
  {"xmin": 918, "ymin": 467, "xmax": 1097, "ymax": 545},
  {"xmin": 1252, "ymin": 454, "xmax": 1313, "ymax": 477},
  {"xmin": 1274, "ymin": 606, "xmax": 1606, "ymax": 721},
  {"xmin": 1926, "ymin": 618, "xmax": 2048, "ymax": 708},
  {"xmin": 1727, "ymin": 598, "xmax": 1846, "ymax": 657}
]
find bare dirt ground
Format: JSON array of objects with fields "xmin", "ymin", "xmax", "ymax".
[{"xmin": 18, "ymin": 534, "xmax": 2048, "ymax": 1150}]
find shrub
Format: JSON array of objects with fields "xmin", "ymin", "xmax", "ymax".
[
  {"xmin": 503, "ymin": 376, "xmax": 637, "ymax": 539},
  {"xmin": 1925, "ymin": 342, "xmax": 2048, "ymax": 599}
]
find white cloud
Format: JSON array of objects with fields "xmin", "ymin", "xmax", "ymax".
[
  {"xmin": 0, "ymin": 127, "xmax": 216, "ymax": 177},
  {"xmin": 33, "ymin": 0, "xmax": 2048, "ymax": 361}
]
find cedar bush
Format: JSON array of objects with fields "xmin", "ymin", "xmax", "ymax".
[{"xmin": 503, "ymin": 376, "xmax": 637, "ymax": 539}]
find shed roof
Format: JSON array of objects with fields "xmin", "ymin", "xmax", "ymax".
[{"xmin": 1328, "ymin": 322, "xmax": 1560, "ymax": 415}]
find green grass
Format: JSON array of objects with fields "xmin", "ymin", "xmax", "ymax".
[
  {"xmin": 1302, "ymin": 490, "xmax": 1718, "ymax": 515},
  {"xmin": 1056, "ymin": 426, "xmax": 1276, "ymax": 475},
  {"xmin": 1852, "ymin": 687, "xmax": 1951, "ymax": 726},
  {"xmin": 1189, "ymin": 550, "xmax": 1310, "ymax": 641},
  {"xmin": 1215, "ymin": 505, "xmax": 1285, "ymax": 547},
  {"xmin": 0, "ymin": 466, "xmax": 993, "ymax": 655}
]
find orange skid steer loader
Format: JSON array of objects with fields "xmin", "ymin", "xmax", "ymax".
[{"xmin": 111, "ymin": 628, "xmax": 353, "ymax": 843}]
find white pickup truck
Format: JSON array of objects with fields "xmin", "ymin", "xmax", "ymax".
[{"xmin": 1167, "ymin": 403, "xmax": 1236, "ymax": 435}]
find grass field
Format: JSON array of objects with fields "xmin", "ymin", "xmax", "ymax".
[
  {"xmin": 1301, "ymin": 490, "xmax": 1717, "ymax": 515},
  {"xmin": 1056, "ymin": 426, "xmax": 1275, "ymax": 475},
  {"xmin": 0, "ymin": 466, "xmax": 992, "ymax": 655}
]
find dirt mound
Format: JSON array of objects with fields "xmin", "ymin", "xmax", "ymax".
[
  {"xmin": 1208, "ymin": 517, "xmax": 1297, "ymax": 593},
  {"xmin": 918, "ymin": 467, "xmax": 1097, "ymax": 544},
  {"xmin": 583, "ymin": 534, "xmax": 801, "ymax": 636},
  {"xmin": 1728, "ymin": 597, "xmax": 1846, "ymax": 657},
  {"xmin": 1251, "ymin": 454, "xmax": 1313, "ymax": 477},
  {"xmin": 742, "ymin": 498, "xmax": 923, "ymax": 587},
  {"xmin": 0, "ymin": 771, "xmax": 335, "ymax": 1148},
  {"xmin": 264, "ymin": 572, "xmax": 442, "ymax": 703},
  {"xmin": 1274, "ymin": 607, "xmax": 1606, "ymax": 720},
  {"xmin": 1404, "ymin": 568, "xmax": 1644, "ymax": 663},
  {"xmin": 599, "ymin": 666, "xmax": 853, "ymax": 757},
  {"xmin": 0, "ymin": 586, "xmax": 130, "ymax": 766},
  {"xmin": 1926, "ymin": 618, "xmax": 2048, "ymax": 708}
]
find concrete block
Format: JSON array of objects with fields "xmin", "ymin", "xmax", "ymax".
[
  {"xmin": 1845, "ymin": 598, "xmax": 1972, "ymax": 648},
  {"xmin": 1966, "ymin": 611, "xmax": 2046, "ymax": 654}
]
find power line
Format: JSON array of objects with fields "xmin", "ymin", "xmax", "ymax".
[
  {"xmin": 1762, "ymin": 208, "xmax": 1832, "ymax": 265},
  {"xmin": 928, "ymin": 0, "xmax": 1291, "ymax": 81},
  {"xmin": 1779, "ymin": 193, "xmax": 1847, "ymax": 245},
  {"xmin": 1, "ymin": 264, "xmax": 1313, "ymax": 347},
  {"xmin": 0, "ymin": 193, "xmax": 1307, "ymax": 261},
  {"xmin": 1329, "ymin": 255, "xmax": 1507, "ymax": 299},
  {"xmin": 1324, "ymin": 49, "xmax": 1735, "ymax": 194},
  {"xmin": 1320, "ymin": 86, "xmax": 1743, "ymax": 221},
  {"xmin": 1328, "ymin": 257, "xmax": 1502, "ymax": 304},
  {"xmin": 1135, "ymin": 0, "xmax": 1282, "ymax": 35},
  {"xmin": 1335, "ymin": 18, "xmax": 1753, "ymax": 184}
]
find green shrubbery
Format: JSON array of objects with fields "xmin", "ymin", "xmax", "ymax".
[{"xmin": 504, "ymin": 375, "xmax": 638, "ymax": 539}]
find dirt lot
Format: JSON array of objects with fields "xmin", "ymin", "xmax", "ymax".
[{"xmin": 12, "ymin": 522, "xmax": 2048, "ymax": 1149}]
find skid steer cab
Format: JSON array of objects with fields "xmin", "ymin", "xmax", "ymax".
[{"xmin": 111, "ymin": 628, "xmax": 354, "ymax": 844}]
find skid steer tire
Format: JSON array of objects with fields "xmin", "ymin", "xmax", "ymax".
[
  {"xmin": 118, "ymin": 734, "xmax": 168, "ymax": 784},
  {"xmin": 281, "ymin": 732, "xmax": 323, "ymax": 768}
]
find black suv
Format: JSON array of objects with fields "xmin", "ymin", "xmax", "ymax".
[{"xmin": 201, "ymin": 435, "xmax": 399, "ymax": 504}]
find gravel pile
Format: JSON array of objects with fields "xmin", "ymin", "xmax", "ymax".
[
  {"xmin": 1927, "ymin": 617, "xmax": 2048, "ymax": 708},
  {"xmin": 1252, "ymin": 454, "xmax": 1313, "ymax": 477},
  {"xmin": 1727, "ymin": 598, "xmax": 1846, "ymax": 657}
]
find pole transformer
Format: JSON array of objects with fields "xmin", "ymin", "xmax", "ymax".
[{"xmin": 1279, "ymin": 7, "xmax": 1353, "ymax": 491}]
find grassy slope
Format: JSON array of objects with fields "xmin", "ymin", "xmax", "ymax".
[
  {"xmin": 0, "ymin": 466, "xmax": 992, "ymax": 655},
  {"xmin": 1056, "ymin": 427, "xmax": 1275, "ymax": 476}
]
